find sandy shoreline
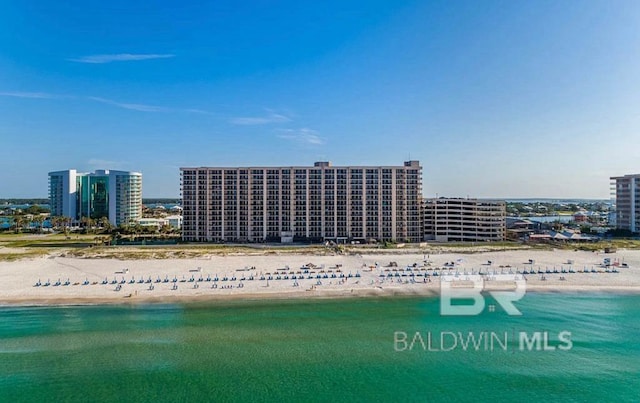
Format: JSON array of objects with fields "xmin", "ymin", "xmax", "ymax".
[{"xmin": 1, "ymin": 248, "xmax": 639, "ymax": 306}]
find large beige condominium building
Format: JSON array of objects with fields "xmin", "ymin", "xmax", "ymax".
[
  {"xmin": 423, "ymin": 198, "xmax": 505, "ymax": 242},
  {"xmin": 180, "ymin": 161, "xmax": 422, "ymax": 243},
  {"xmin": 610, "ymin": 174, "xmax": 640, "ymax": 232}
]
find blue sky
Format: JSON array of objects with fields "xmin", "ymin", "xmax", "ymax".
[{"xmin": 1, "ymin": 0, "xmax": 639, "ymax": 198}]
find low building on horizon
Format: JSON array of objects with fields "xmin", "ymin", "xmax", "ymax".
[
  {"xmin": 423, "ymin": 197, "xmax": 506, "ymax": 242},
  {"xmin": 48, "ymin": 169, "xmax": 142, "ymax": 226},
  {"xmin": 137, "ymin": 215, "xmax": 182, "ymax": 230}
]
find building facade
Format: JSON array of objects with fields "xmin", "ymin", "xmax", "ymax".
[
  {"xmin": 180, "ymin": 161, "xmax": 422, "ymax": 243},
  {"xmin": 48, "ymin": 169, "xmax": 142, "ymax": 226},
  {"xmin": 610, "ymin": 174, "xmax": 640, "ymax": 233},
  {"xmin": 423, "ymin": 198, "xmax": 505, "ymax": 242},
  {"xmin": 137, "ymin": 215, "xmax": 182, "ymax": 230},
  {"xmin": 48, "ymin": 170, "xmax": 78, "ymax": 219}
]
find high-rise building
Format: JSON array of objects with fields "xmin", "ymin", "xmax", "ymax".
[
  {"xmin": 180, "ymin": 161, "xmax": 422, "ymax": 243},
  {"xmin": 610, "ymin": 174, "xmax": 640, "ymax": 233},
  {"xmin": 48, "ymin": 170, "xmax": 79, "ymax": 219},
  {"xmin": 423, "ymin": 198, "xmax": 505, "ymax": 242},
  {"xmin": 48, "ymin": 169, "xmax": 142, "ymax": 226}
]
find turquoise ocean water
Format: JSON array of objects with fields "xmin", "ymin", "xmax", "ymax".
[{"xmin": 0, "ymin": 293, "xmax": 638, "ymax": 402}]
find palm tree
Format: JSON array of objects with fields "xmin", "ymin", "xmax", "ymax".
[
  {"xmin": 61, "ymin": 216, "xmax": 72, "ymax": 237},
  {"xmin": 79, "ymin": 216, "xmax": 90, "ymax": 233},
  {"xmin": 32, "ymin": 215, "xmax": 45, "ymax": 234},
  {"xmin": 159, "ymin": 224, "xmax": 172, "ymax": 235},
  {"xmin": 98, "ymin": 217, "xmax": 113, "ymax": 233},
  {"xmin": 12, "ymin": 215, "xmax": 25, "ymax": 233},
  {"xmin": 88, "ymin": 217, "xmax": 98, "ymax": 234},
  {"xmin": 50, "ymin": 216, "xmax": 60, "ymax": 231},
  {"xmin": 54, "ymin": 216, "xmax": 66, "ymax": 232}
]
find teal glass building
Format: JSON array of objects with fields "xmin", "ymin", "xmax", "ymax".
[{"xmin": 48, "ymin": 169, "xmax": 142, "ymax": 226}]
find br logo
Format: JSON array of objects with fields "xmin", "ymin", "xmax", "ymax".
[{"xmin": 440, "ymin": 274, "xmax": 526, "ymax": 316}]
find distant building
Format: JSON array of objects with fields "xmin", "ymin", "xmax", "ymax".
[
  {"xmin": 137, "ymin": 216, "xmax": 181, "ymax": 230},
  {"xmin": 423, "ymin": 198, "xmax": 506, "ymax": 242},
  {"xmin": 166, "ymin": 215, "xmax": 183, "ymax": 229},
  {"xmin": 138, "ymin": 217, "xmax": 166, "ymax": 229},
  {"xmin": 48, "ymin": 169, "xmax": 142, "ymax": 226},
  {"xmin": 610, "ymin": 174, "xmax": 640, "ymax": 232},
  {"xmin": 180, "ymin": 161, "xmax": 422, "ymax": 243},
  {"xmin": 573, "ymin": 211, "xmax": 588, "ymax": 223}
]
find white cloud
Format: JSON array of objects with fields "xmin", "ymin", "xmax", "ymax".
[
  {"xmin": 1, "ymin": 90, "xmax": 213, "ymax": 115},
  {"xmin": 183, "ymin": 108, "xmax": 217, "ymax": 116},
  {"xmin": 0, "ymin": 91, "xmax": 60, "ymax": 99},
  {"xmin": 87, "ymin": 96, "xmax": 215, "ymax": 115},
  {"xmin": 87, "ymin": 96, "xmax": 169, "ymax": 112},
  {"xmin": 68, "ymin": 53, "xmax": 175, "ymax": 64},
  {"xmin": 277, "ymin": 128, "xmax": 325, "ymax": 145},
  {"xmin": 230, "ymin": 111, "xmax": 291, "ymax": 125}
]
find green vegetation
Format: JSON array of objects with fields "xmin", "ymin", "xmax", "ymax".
[
  {"xmin": 559, "ymin": 239, "xmax": 640, "ymax": 251},
  {"xmin": 2, "ymin": 228, "xmax": 640, "ymax": 262},
  {"xmin": 505, "ymin": 201, "xmax": 610, "ymax": 217},
  {"xmin": 141, "ymin": 198, "xmax": 180, "ymax": 205},
  {"xmin": 0, "ymin": 199, "xmax": 48, "ymax": 205}
]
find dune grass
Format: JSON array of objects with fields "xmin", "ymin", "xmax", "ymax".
[{"xmin": 2, "ymin": 231, "xmax": 640, "ymax": 262}]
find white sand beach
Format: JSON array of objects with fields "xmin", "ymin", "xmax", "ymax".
[{"xmin": 1, "ymin": 248, "xmax": 639, "ymax": 305}]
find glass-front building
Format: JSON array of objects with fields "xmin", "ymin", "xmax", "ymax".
[
  {"xmin": 77, "ymin": 173, "xmax": 110, "ymax": 220},
  {"xmin": 48, "ymin": 169, "xmax": 142, "ymax": 226}
]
